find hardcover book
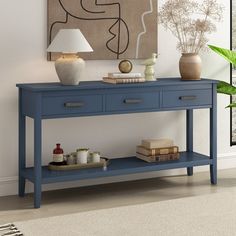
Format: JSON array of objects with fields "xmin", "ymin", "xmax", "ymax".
[
  {"xmin": 136, "ymin": 146, "xmax": 179, "ymax": 156},
  {"xmin": 141, "ymin": 139, "xmax": 174, "ymax": 149},
  {"xmin": 103, "ymin": 77, "xmax": 145, "ymax": 84},
  {"xmin": 136, "ymin": 152, "xmax": 180, "ymax": 163},
  {"xmin": 108, "ymin": 72, "xmax": 142, "ymax": 78}
]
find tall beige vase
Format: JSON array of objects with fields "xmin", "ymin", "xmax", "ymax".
[{"xmin": 179, "ymin": 53, "xmax": 202, "ymax": 80}]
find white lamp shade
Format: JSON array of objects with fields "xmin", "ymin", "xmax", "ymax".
[{"xmin": 47, "ymin": 29, "xmax": 93, "ymax": 53}]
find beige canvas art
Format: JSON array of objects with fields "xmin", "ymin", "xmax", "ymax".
[{"xmin": 48, "ymin": 0, "xmax": 158, "ymax": 60}]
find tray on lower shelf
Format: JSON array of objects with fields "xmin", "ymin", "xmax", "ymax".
[{"xmin": 48, "ymin": 158, "xmax": 109, "ymax": 171}]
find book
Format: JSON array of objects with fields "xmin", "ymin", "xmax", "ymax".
[
  {"xmin": 136, "ymin": 145, "xmax": 179, "ymax": 156},
  {"xmin": 108, "ymin": 72, "xmax": 142, "ymax": 78},
  {"xmin": 103, "ymin": 77, "xmax": 146, "ymax": 84},
  {"xmin": 136, "ymin": 152, "xmax": 180, "ymax": 163},
  {"xmin": 141, "ymin": 139, "xmax": 174, "ymax": 149}
]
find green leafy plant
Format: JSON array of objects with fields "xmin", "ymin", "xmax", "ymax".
[{"xmin": 208, "ymin": 44, "xmax": 236, "ymax": 108}]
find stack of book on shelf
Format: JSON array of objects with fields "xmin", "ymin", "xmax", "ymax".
[
  {"xmin": 136, "ymin": 139, "xmax": 180, "ymax": 163},
  {"xmin": 103, "ymin": 72, "xmax": 145, "ymax": 84}
]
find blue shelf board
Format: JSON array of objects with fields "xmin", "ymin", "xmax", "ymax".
[{"xmin": 22, "ymin": 152, "xmax": 212, "ymax": 184}]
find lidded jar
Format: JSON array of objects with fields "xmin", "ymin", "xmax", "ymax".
[
  {"xmin": 76, "ymin": 148, "xmax": 89, "ymax": 164},
  {"xmin": 53, "ymin": 143, "xmax": 64, "ymax": 163},
  {"xmin": 91, "ymin": 152, "xmax": 101, "ymax": 163}
]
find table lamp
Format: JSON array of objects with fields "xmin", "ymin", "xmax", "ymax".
[{"xmin": 47, "ymin": 29, "xmax": 93, "ymax": 85}]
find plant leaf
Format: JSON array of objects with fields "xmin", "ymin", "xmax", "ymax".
[
  {"xmin": 226, "ymin": 103, "xmax": 236, "ymax": 108},
  {"xmin": 217, "ymin": 81, "xmax": 236, "ymax": 95},
  {"xmin": 208, "ymin": 45, "xmax": 236, "ymax": 65}
]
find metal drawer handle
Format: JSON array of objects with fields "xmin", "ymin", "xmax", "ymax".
[
  {"xmin": 64, "ymin": 102, "xmax": 84, "ymax": 108},
  {"xmin": 179, "ymin": 96, "xmax": 197, "ymax": 101},
  {"xmin": 124, "ymin": 99, "xmax": 142, "ymax": 104}
]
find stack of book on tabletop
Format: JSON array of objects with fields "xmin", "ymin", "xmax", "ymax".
[
  {"xmin": 136, "ymin": 139, "xmax": 180, "ymax": 163},
  {"xmin": 103, "ymin": 72, "xmax": 145, "ymax": 84}
]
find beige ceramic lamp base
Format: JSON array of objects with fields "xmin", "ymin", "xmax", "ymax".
[{"xmin": 55, "ymin": 55, "xmax": 85, "ymax": 85}]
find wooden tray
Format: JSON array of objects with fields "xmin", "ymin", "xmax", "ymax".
[{"xmin": 48, "ymin": 158, "xmax": 109, "ymax": 171}]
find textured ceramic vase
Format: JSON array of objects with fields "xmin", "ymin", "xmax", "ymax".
[
  {"xmin": 179, "ymin": 53, "xmax": 202, "ymax": 81},
  {"xmin": 55, "ymin": 56, "xmax": 85, "ymax": 85}
]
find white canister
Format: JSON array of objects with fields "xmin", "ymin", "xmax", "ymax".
[
  {"xmin": 76, "ymin": 148, "xmax": 89, "ymax": 164},
  {"xmin": 91, "ymin": 152, "xmax": 101, "ymax": 163}
]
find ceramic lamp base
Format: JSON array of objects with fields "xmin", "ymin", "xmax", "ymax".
[{"xmin": 55, "ymin": 55, "xmax": 85, "ymax": 85}]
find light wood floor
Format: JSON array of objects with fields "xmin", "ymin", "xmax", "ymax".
[{"xmin": 1, "ymin": 168, "xmax": 236, "ymax": 223}]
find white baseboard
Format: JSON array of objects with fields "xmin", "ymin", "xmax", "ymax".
[{"xmin": 0, "ymin": 153, "xmax": 236, "ymax": 197}]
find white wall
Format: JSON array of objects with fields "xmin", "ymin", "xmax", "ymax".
[{"xmin": 0, "ymin": 0, "xmax": 234, "ymax": 196}]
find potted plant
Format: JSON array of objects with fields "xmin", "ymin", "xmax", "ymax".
[
  {"xmin": 208, "ymin": 45, "xmax": 236, "ymax": 107},
  {"xmin": 159, "ymin": 0, "xmax": 223, "ymax": 80}
]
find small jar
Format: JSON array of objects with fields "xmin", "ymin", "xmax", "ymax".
[
  {"xmin": 66, "ymin": 154, "xmax": 76, "ymax": 165},
  {"xmin": 76, "ymin": 148, "xmax": 89, "ymax": 164},
  {"xmin": 91, "ymin": 152, "xmax": 101, "ymax": 163}
]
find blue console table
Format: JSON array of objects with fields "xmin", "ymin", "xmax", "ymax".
[{"xmin": 17, "ymin": 78, "xmax": 218, "ymax": 208}]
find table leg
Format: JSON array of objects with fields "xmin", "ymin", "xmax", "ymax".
[
  {"xmin": 19, "ymin": 89, "xmax": 26, "ymax": 197},
  {"xmin": 34, "ymin": 117, "xmax": 42, "ymax": 208},
  {"xmin": 210, "ymin": 84, "xmax": 217, "ymax": 185},
  {"xmin": 186, "ymin": 109, "xmax": 193, "ymax": 176}
]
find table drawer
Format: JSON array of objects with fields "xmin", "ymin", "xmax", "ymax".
[
  {"xmin": 162, "ymin": 89, "xmax": 212, "ymax": 108},
  {"xmin": 106, "ymin": 92, "xmax": 160, "ymax": 112},
  {"xmin": 42, "ymin": 95, "xmax": 103, "ymax": 116}
]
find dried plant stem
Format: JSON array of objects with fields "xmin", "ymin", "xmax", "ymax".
[
  {"xmin": 169, "ymin": 4, "xmax": 185, "ymax": 51},
  {"xmin": 195, "ymin": 15, "xmax": 208, "ymax": 53},
  {"xmin": 159, "ymin": 0, "xmax": 223, "ymax": 54}
]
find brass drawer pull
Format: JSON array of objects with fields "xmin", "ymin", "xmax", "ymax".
[
  {"xmin": 64, "ymin": 102, "xmax": 84, "ymax": 108},
  {"xmin": 179, "ymin": 96, "xmax": 197, "ymax": 101},
  {"xmin": 124, "ymin": 99, "xmax": 142, "ymax": 104}
]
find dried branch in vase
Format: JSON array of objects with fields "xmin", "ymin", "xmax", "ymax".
[{"xmin": 159, "ymin": 0, "xmax": 224, "ymax": 53}]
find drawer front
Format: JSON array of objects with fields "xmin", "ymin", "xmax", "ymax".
[
  {"xmin": 162, "ymin": 89, "xmax": 212, "ymax": 108},
  {"xmin": 106, "ymin": 92, "xmax": 160, "ymax": 112},
  {"xmin": 42, "ymin": 95, "xmax": 103, "ymax": 116}
]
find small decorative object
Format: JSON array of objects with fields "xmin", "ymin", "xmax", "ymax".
[
  {"xmin": 53, "ymin": 143, "xmax": 64, "ymax": 163},
  {"xmin": 76, "ymin": 148, "xmax": 89, "ymax": 164},
  {"xmin": 91, "ymin": 152, "xmax": 101, "ymax": 163},
  {"xmin": 47, "ymin": 29, "xmax": 93, "ymax": 85},
  {"xmin": 159, "ymin": 0, "xmax": 223, "ymax": 80},
  {"xmin": 179, "ymin": 53, "xmax": 202, "ymax": 81},
  {"xmin": 66, "ymin": 154, "xmax": 76, "ymax": 165},
  {"xmin": 141, "ymin": 53, "xmax": 157, "ymax": 81},
  {"xmin": 118, "ymin": 60, "xmax": 133, "ymax": 73}
]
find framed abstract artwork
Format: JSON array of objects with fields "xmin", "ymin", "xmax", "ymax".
[
  {"xmin": 47, "ymin": 0, "xmax": 158, "ymax": 60},
  {"xmin": 231, "ymin": 0, "xmax": 236, "ymax": 145}
]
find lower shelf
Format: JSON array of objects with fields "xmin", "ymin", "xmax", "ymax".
[{"xmin": 22, "ymin": 152, "xmax": 213, "ymax": 184}]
